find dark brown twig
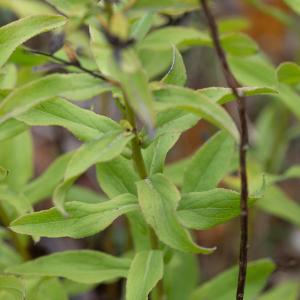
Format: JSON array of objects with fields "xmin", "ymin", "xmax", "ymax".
[
  {"xmin": 28, "ymin": 48, "xmax": 115, "ymax": 83},
  {"xmin": 199, "ymin": 1, "xmax": 249, "ymax": 299}
]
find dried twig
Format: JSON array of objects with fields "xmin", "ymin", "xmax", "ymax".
[{"xmin": 199, "ymin": 1, "xmax": 249, "ymax": 299}]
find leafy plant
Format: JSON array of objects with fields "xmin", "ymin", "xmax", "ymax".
[{"xmin": 0, "ymin": 0, "xmax": 300, "ymax": 299}]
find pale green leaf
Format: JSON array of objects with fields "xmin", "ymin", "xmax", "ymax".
[
  {"xmin": 284, "ymin": 0, "xmax": 300, "ymax": 14},
  {"xmin": 0, "ymin": 131, "xmax": 33, "ymax": 189},
  {"xmin": 190, "ymin": 259, "xmax": 275, "ymax": 300},
  {"xmin": 6, "ymin": 250, "xmax": 131, "ymax": 284},
  {"xmin": 178, "ymin": 188, "xmax": 256, "ymax": 230},
  {"xmin": 164, "ymin": 252, "xmax": 199, "ymax": 300},
  {"xmin": 258, "ymin": 281, "xmax": 299, "ymax": 300},
  {"xmin": 130, "ymin": 12, "xmax": 155, "ymax": 42},
  {"xmin": 0, "ymin": 119, "xmax": 28, "ymax": 142},
  {"xmin": 17, "ymin": 98, "xmax": 120, "ymax": 142},
  {"xmin": 125, "ymin": 250, "xmax": 163, "ymax": 300},
  {"xmin": 0, "ymin": 240, "xmax": 22, "ymax": 271},
  {"xmin": 0, "ymin": 74, "xmax": 109, "ymax": 123},
  {"xmin": 46, "ymin": 0, "xmax": 92, "ymax": 17},
  {"xmin": 136, "ymin": 173, "xmax": 215, "ymax": 254},
  {"xmin": 21, "ymin": 152, "xmax": 73, "ymax": 205},
  {"xmin": 10, "ymin": 194, "xmax": 138, "ymax": 238},
  {"xmin": 0, "ymin": 275, "xmax": 25, "ymax": 300},
  {"xmin": 65, "ymin": 130, "xmax": 134, "ymax": 180},
  {"xmin": 66, "ymin": 185, "xmax": 107, "ymax": 203},
  {"xmin": 182, "ymin": 131, "xmax": 235, "ymax": 193},
  {"xmin": 143, "ymin": 132, "xmax": 181, "ymax": 175},
  {"xmin": 162, "ymin": 46, "xmax": 187, "ymax": 86},
  {"xmin": 277, "ymin": 62, "xmax": 300, "ymax": 85},
  {"xmin": 154, "ymin": 85, "xmax": 239, "ymax": 141},
  {"xmin": 0, "ymin": 15, "xmax": 66, "ymax": 68},
  {"xmin": 256, "ymin": 186, "xmax": 300, "ymax": 227},
  {"xmin": 0, "ymin": 167, "xmax": 8, "ymax": 182}
]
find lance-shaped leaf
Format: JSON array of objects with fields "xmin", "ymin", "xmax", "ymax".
[
  {"xmin": 136, "ymin": 173, "xmax": 215, "ymax": 254},
  {"xmin": 177, "ymin": 189, "xmax": 256, "ymax": 230},
  {"xmin": 55, "ymin": 130, "xmax": 134, "ymax": 212},
  {"xmin": 0, "ymin": 74, "xmax": 108, "ymax": 123},
  {"xmin": 0, "ymin": 119, "xmax": 28, "ymax": 142},
  {"xmin": 125, "ymin": 251, "xmax": 163, "ymax": 300},
  {"xmin": 132, "ymin": 0, "xmax": 198, "ymax": 12},
  {"xmin": 190, "ymin": 259, "xmax": 275, "ymax": 300},
  {"xmin": 21, "ymin": 152, "xmax": 73, "ymax": 205},
  {"xmin": 258, "ymin": 281, "xmax": 299, "ymax": 300},
  {"xmin": 154, "ymin": 85, "xmax": 239, "ymax": 141},
  {"xmin": 0, "ymin": 275, "xmax": 25, "ymax": 300},
  {"xmin": 130, "ymin": 12, "xmax": 155, "ymax": 42},
  {"xmin": 10, "ymin": 194, "xmax": 138, "ymax": 238},
  {"xmin": 6, "ymin": 250, "xmax": 131, "ymax": 284},
  {"xmin": 0, "ymin": 15, "xmax": 66, "ymax": 68},
  {"xmin": 182, "ymin": 131, "xmax": 235, "ymax": 193},
  {"xmin": 162, "ymin": 46, "xmax": 187, "ymax": 86},
  {"xmin": 18, "ymin": 98, "xmax": 120, "ymax": 142}
]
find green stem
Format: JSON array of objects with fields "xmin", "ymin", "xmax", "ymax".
[{"xmin": 0, "ymin": 204, "xmax": 31, "ymax": 260}]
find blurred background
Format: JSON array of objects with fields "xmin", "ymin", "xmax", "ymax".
[{"xmin": 0, "ymin": 0, "xmax": 300, "ymax": 299}]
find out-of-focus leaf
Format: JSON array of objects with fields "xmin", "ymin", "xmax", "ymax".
[
  {"xmin": 136, "ymin": 173, "xmax": 215, "ymax": 254},
  {"xmin": 256, "ymin": 186, "xmax": 300, "ymax": 227},
  {"xmin": 277, "ymin": 62, "xmax": 300, "ymax": 85},
  {"xmin": 130, "ymin": 12, "xmax": 155, "ymax": 42},
  {"xmin": 182, "ymin": 131, "xmax": 235, "ymax": 193},
  {"xmin": 125, "ymin": 251, "xmax": 163, "ymax": 300},
  {"xmin": 0, "ymin": 275, "xmax": 25, "ymax": 300},
  {"xmin": 0, "ymin": 119, "xmax": 28, "ymax": 142},
  {"xmin": 0, "ymin": 15, "xmax": 66, "ymax": 68},
  {"xmin": 190, "ymin": 259, "xmax": 275, "ymax": 300},
  {"xmin": 0, "ymin": 240, "xmax": 22, "ymax": 271},
  {"xmin": 162, "ymin": 46, "xmax": 187, "ymax": 86},
  {"xmin": 284, "ymin": 0, "xmax": 300, "ymax": 14},
  {"xmin": 0, "ymin": 74, "xmax": 110, "ymax": 123},
  {"xmin": 0, "ymin": 131, "xmax": 33, "ymax": 189},
  {"xmin": 18, "ymin": 98, "xmax": 120, "ymax": 142},
  {"xmin": 10, "ymin": 194, "xmax": 138, "ymax": 238},
  {"xmin": 0, "ymin": 167, "xmax": 8, "ymax": 182},
  {"xmin": 154, "ymin": 85, "xmax": 239, "ymax": 141},
  {"xmin": 0, "ymin": 64, "xmax": 17, "ymax": 89},
  {"xmin": 46, "ymin": 0, "xmax": 93, "ymax": 17},
  {"xmin": 6, "ymin": 250, "xmax": 131, "ymax": 284},
  {"xmin": 178, "ymin": 189, "xmax": 256, "ymax": 230},
  {"xmin": 164, "ymin": 252, "xmax": 199, "ymax": 300},
  {"xmin": 258, "ymin": 281, "xmax": 299, "ymax": 300}
]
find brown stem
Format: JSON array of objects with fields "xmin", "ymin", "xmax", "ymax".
[{"xmin": 199, "ymin": 1, "xmax": 249, "ymax": 299}]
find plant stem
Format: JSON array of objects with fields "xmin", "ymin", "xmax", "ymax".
[
  {"xmin": 0, "ymin": 205, "xmax": 31, "ymax": 260},
  {"xmin": 199, "ymin": 1, "xmax": 249, "ymax": 299}
]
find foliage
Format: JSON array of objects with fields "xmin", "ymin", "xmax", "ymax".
[{"xmin": 0, "ymin": 0, "xmax": 299, "ymax": 299}]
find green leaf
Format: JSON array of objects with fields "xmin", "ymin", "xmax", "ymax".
[
  {"xmin": 46, "ymin": 0, "xmax": 92, "ymax": 17},
  {"xmin": 190, "ymin": 259, "xmax": 275, "ymax": 300},
  {"xmin": 66, "ymin": 185, "xmax": 107, "ymax": 204},
  {"xmin": 0, "ymin": 185, "xmax": 32, "ymax": 216},
  {"xmin": 198, "ymin": 86, "xmax": 278, "ymax": 105},
  {"xmin": 0, "ymin": 131, "xmax": 33, "ymax": 189},
  {"xmin": 55, "ymin": 130, "xmax": 133, "ymax": 212},
  {"xmin": 125, "ymin": 251, "xmax": 163, "ymax": 300},
  {"xmin": 164, "ymin": 252, "xmax": 199, "ymax": 300},
  {"xmin": 136, "ymin": 173, "xmax": 215, "ymax": 254},
  {"xmin": 0, "ymin": 275, "xmax": 25, "ymax": 300},
  {"xmin": 256, "ymin": 186, "xmax": 300, "ymax": 227},
  {"xmin": 284, "ymin": 0, "xmax": 300, "ymax": 14},
  {"xmin": 0, "ymin": 166, "xmax": 8, "ymax": 181},
  {"xmin": 177, "ymin": 188, "xmax": 256, "ymax": 230},
  {"xmin": 10, "ymin": 194, "xmax": 138, "ymax": 238},
  {"xmin": 0, "ymin": 119, "xmax": 28, "ymax": 142},
  {"xmin": 162, "ymin": 46, "xmax": 187, "ymax": 86},
  {"xmin": 182, "ymin": 131, "xmax": 235, "ymax": 192},
  {"xmin": 165, "ymin": 157, "xmax": 191, "ymax": 186},
  {"xmin": 96, "ymin": 157, "xmax": 139, "ymax": 198},
  {"xmin": 143, "ymin": 132, "xmax": 181, "ymax": 175},
  {"xmin": 0, "ymin": 240, "xmax": 22, "ymax": 271},
  {"xmin": 154, "ymin": 85, "xmax": 239, "ymax": 141},
  {"xmin": 0, "ymin": 15, "xmax": 66, "ymax": 69},
  {"xmin": 26, "ymin": 278, "xmax": 68, "ymax": 300},
  {"xmin": 0, "ymin": 74, "xmax": 109, "ymax": 123},
  {"xmin": 277, "ymin": 62, "xmax": 300, "ymax": 85},
  {"xmin": 258, "ymin": 281, "xmax": 299, "ymax": 300},
  {"xmin": 21, "ymin": 152, "xmax": 73, "ymax": 205},
  {"xmin": 17, "ymin": 98, "xmax": 120, "ymax": 142},
  {"xmin": 65, "ymin": 130, "xmax": 134, "ymax": 180},
  {"xmin": 6, "ymin": 250, "xmax": 131, "ymax": 284},
  {"xmin": 130, "ymin": 12, "xmax": 155, "ymax": 42}
]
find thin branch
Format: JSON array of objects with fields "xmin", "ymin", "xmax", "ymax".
[
  {"xmin": 199, "ymin": 1, "xmax": 249, "ymax": 300},
  {"xmin": 28, "ymin": 48, "xmax": 118, "ymax": 84}
]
